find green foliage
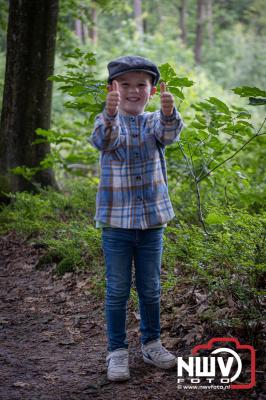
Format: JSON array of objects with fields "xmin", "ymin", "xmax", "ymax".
[
  {"xmin": 49, "ymin": 50, "xmax": 106, "ymax": 121},
  {"xmin": 232, "ymin": 86, "xmax": 266, "ymax": 97},
  {"xmin": 163, "ymin": 207, "xmax": 266, "ymax": 329},
  {"xmin": 0, "ymin": 177, "xmax": 264, "ymax": 335},
  {"xmin": 10, "ymin": 53, "xmax": 265, "ymax": 235},
  {"xmin": 202, "ymin": 25, "xmax": 266, "ymax": 90}
]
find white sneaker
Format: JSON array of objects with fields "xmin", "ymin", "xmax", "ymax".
[
  {"xmin": 106, "ymin": 348, "xmax": 130, "ymax": 381},
  {"xmin": 142, "ymin": 339, "xmax": 176, "ymax": 369}
]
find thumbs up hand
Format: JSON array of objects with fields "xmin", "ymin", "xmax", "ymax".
[
  {"xmin": 160, "ymin": 82, "xmax": 175, "ymax": 117},
  {"xmin": 106, "ymin": 80, "xmax": 120, "ymax": 116}
]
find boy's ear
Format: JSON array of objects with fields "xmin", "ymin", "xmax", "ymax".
[{"xmin": 150, "ymin": 87, "xmax": 157, "ymax": 96}]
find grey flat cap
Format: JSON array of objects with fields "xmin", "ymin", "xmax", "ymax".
[{"xmin": 107, "ymin": 55, "xmax": 160, "ymax": 85}]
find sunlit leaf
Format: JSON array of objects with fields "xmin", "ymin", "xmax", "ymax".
[
  {"xmin": 232, "ymin": 86, "xmax": 266, "ymax": 98},
  {"xmin": 191, "ymin": 121, "xmax": 206, "ymax": 129},
  {"xmin": 168, "ymin": 77, "xmax": 194, "ymax": 87},
  {"xmin": 158, "ymin": 63, "xmax": 177, "ymax": 82},
  {"xmin": 206, "ymin": 213, "xmax": 229, "ymax": 224},
  {"xmin": 168, "ymin": 86, "xmax": 185, "ymax": 99},
  {"xmin": 207, "ymin": 97, "xmax": 231, "ymax": 114}
]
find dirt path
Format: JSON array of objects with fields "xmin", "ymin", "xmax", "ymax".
[{"xmin": 0, "ymin": 232, "xmax": 259, "ymax": 400}]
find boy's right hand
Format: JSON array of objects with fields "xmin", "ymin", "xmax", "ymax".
[{"xmin": 106, "ymin": 80, "xmax": 120, "ymax": 116}]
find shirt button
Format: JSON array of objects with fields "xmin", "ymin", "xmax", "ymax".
[
  {"xmin": 133, "ymin": 134, "xmax": 138, "ymax": 138},
  {"xmin": 136, "ymin": 176, "xmax": 141, "ymax": 180},
  {"xmin": 135, "ymin": 152, "xmax": 139, "ymax": 158},
  {"xmin": 137, "ymin": 196, "xmax": 142, "ymax": 201}
]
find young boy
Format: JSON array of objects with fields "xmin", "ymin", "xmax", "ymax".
[{"xmin": 90, "ymin": 55, "xmax": 184, "ymax": 381}]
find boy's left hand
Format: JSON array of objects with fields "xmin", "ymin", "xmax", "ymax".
[{"xmin": 160, "ymin": 82, "xmax": 175, "ymax": 117}]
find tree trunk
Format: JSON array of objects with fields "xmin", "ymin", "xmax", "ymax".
[
  {"xmin": 194, "ymin": 0, "xmax": 206, "ymax": 64},
  {"xmin": 75, "ymin": 19, "xmax": 88, "ymax": 44},
  {"xmin": 75, "ymin": 19, "xmax": 83, "ymax": 41},
  {"xmin": 134, "ymin": 0, "xmax": 143, "ymax": 40},
  {"xmin": 206, "ymin": 0, "xmax": 213, "ymax": 47},
  {"xmin": 89, "ymin": 2, "xmax": 97, "ymax": 45},
  {"xmin": 0, "ymin": 0, "xmax": 59, "ymax": 201},
  {"xmin": 179, "ymin": 0, "xmax": 187, "ymax": 45}
]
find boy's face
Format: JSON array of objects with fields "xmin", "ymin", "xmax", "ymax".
[{"xmin": 108, "ymin": 71, "xmax": 157, "ymax": 116}]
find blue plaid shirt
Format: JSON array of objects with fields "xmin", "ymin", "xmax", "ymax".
[{"xmin": 89, "ymin": 107, "xmax": 184, "ymax": 229}]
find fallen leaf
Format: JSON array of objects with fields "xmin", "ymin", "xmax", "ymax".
[{"xmin": 13, "ymin": 381, "xmax": 31, "ymax": 388}]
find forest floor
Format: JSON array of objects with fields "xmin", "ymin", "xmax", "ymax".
[{"xmin": 0, "ymin": 231, "xmax": 264, "ymax": 400}]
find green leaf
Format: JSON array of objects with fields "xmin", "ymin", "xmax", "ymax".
[
  {"xmin": 10, "ymin": 166, "xmax": 38, "ymax": 180},
  {"xmin": 236, "ymin": 111, "xmax": 251, "ymax": 119},
  {"xmin": 64, "ymin": 48, "xmax": 84, "ymax": 59},
  {"xmin": 197, "ymin": 130, "xmax": 209, "ymax": 141},
  {"xmin": 208, "ymin": 127, "xmax": 219, "ymax": 135},
  {"xmin": 192, "ymin": 101, "xmax": 214, "ymax": 111},
  {"xmin": 232, "ymin": 86, "xmax": 266, "ymax": 98},
  {"xmin": 207, "ymin": 97, "xmax": 231, "ymax": 114},
  {"xmin": 168, "ymin": 77, "xmax": 194, "ymax": 87},
  {"xmin": 191, "ymin": 121, "xmax": 206, "ymax": 129},
  {"xmin": 65, "ymin": 63, "xmax": 78, "ymax": 69},
  {"xmin": 236, "ymin": 120, "xmax": 253, "ymax": 127},
  {"xmin": 167, "ymin": 86, "xmax": 184, "ymax": 100},
  {"xmin": 158, "ymin": 63, "xmax": 177, "ymax": 82},
  {"xmin": 195, "ymin": 115, "xmax": 206, "ymax": 125},
  {"xmin": 206, "ymin": 213, "xmax": 229, "ymax": 225},
  {"xmin": 249, "ymin": 97, "xmax": 266, "ymax": 106},
  {"xmin": 209, "ymin": 136, "xmax": 223, "ymax": 149}
]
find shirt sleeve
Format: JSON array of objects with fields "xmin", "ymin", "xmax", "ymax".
[
  {"xmin": 88, "ymin": 109, "xmax": 121, "ymax": 151},
  {"xmin": 153, "ymin": 108, "xmax": 184, "ymax": 146}
]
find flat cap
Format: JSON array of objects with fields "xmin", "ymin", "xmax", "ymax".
[{"xmin": 107, "ymin": 55, "xmax": 160, "ymax": 85}]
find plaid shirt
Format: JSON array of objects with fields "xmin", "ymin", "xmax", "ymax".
[{"xmin": 89, "ymin": 107, "xmax": 184, "ymax": 229}]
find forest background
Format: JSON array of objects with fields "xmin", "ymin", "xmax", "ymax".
[{"xmin": 0, "ymin": 0, "xmax": 265, "ymax": 352}]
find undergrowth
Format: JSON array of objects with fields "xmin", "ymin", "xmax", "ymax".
[{"xmin": 0, "ymin": 177, "xmax": 265, "ymax": 342}]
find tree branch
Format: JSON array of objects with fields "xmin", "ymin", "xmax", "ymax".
[
  {"xmin": 178, "ymin": 141, "xmax": 209, "ymax": 234},
  {"xmin": 197, "ymin": 118, "xmax": 266, "ymax": 183}
]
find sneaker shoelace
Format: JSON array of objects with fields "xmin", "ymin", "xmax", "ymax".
[
  {"xmin": 109, "ymin": 353, "xmax": 128, "ymax": 367},
  {"xmin": 146, "ymin": 345, "xmax": 172, "ymax": 358}
]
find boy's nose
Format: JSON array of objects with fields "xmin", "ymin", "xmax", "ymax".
[{"xmin": 129, "ymin": 86, "xmax": 139, "ymax": 93}]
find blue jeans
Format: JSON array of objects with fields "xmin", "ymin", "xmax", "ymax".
[{"xmin": 102, "ymin": 227, "xmax": 165, "ymax": 352}]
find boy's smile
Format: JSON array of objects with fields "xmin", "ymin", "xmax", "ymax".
[{"xmin": 108, "ymin": 71, "xmax": 157, "ymax": 116}]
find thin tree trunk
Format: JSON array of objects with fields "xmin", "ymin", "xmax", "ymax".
[
  {"xmin": 206, "ymin": 0, "xmax": 213, "ymax": 47},
  {"xmin": 134, "ymin": 0, "xmax": 143, "ymax": 40},
  {"xmin": 89, "ymin": 2, "xmax": 97, "ymax": 45},
  {"xmin": 0, "ymin": 0, "xmax": 59, "ymax": 201},
  {"xmin": 75, "ymin": 19, "xmax": 83, "ymax": 40},
  {"xmin": 194, "ymin": 0, "xmax": 206, "ymax": 64},
  {"xmin": 179, "ymin": 0, "xmax": 187, "ymax": 45},
  {"xmin": 76, "ymin": 20, "xmax": 88, "ymax": 45},
  {"xmin": 82, "ymin": 23, "xmax": 88, "ymax": 44}
]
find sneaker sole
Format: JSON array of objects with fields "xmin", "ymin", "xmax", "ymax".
[
  {"xmin": 107, "ymin": 372, "xmax": 130, "ymax": 382},
  {"xmin": 143, "ymin": 355, "xmax": 176, "ymax": 369}
]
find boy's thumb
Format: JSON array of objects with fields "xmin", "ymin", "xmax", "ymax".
[
  {"xmin": 112, "ymin": 80, "xmax": 119, "ymax": 91},
  {"xmin": 160, "ymin": 82, "xmax": 166, "ymax": 93}
]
